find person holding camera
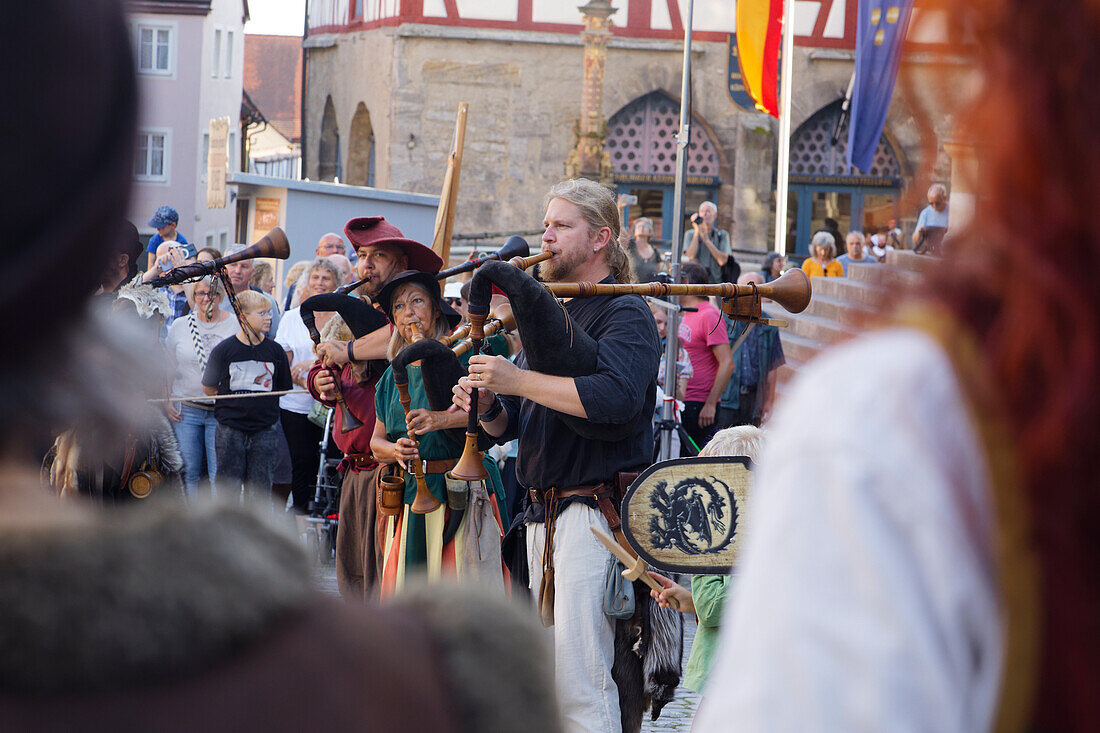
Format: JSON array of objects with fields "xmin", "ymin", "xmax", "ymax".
[
  {"xmin": 684, "ymin": 201, "xmax": 734, "ymax": 283},
  {"xmin": 142, "ymin": 238, "xmax": 198, "ymax": 332}
]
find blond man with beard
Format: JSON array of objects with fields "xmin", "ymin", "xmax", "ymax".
[{"xmin": 454, "ymin": 179, "xmax": 665, "ymax": 732}]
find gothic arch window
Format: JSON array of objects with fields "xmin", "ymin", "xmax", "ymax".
[
  {"xmin": 790, "ymin": 100, "xmax": 902, "ymax": 178},
  {"xmin": 318, "ymin": 96, "xmax": 340, "ymax": 182},
  {"xmin": 605, "ymin": 91, "xmax": 720, "ymax": 179},
  {"xmin": 346, "ymin": 102, "xmax": 375, "ymax": 187},
  {"xmin": 785, "ymin": 101, "xmax": 906, "ymax": 257}
]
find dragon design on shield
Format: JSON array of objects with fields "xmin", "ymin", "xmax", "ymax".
[{"xmin": 648, "ymin": 475, "xmax": 738, "ymax": 556}]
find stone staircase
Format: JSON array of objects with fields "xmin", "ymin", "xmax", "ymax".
[{"xmin": 771, "ymin": 250, "xmax": 932, "ymax": 388}]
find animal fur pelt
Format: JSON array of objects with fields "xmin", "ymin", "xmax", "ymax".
[
  {"xmin": 613, "ymin": 577, "xmax": 684, "ymax": 732},
  {"xmin": 0, "ymin": 502, "xmax": 315, "ymax": 694}
]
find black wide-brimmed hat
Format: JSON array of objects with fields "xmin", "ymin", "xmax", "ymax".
[{"xmin": 376, "ymin": 270, "xmax": 461, "ymax": 330}]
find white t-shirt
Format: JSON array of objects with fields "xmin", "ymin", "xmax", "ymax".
[
  {"xmin": 165, "ymin": 313, "xmax": 239, "ymax": 403},
  {"xmin": 273, "ymin": 306, "xmax": 317, "ymax": 415},
  {"xmin": 695, "ymin": 329, "xmax": 1002, "ymax": 732}
]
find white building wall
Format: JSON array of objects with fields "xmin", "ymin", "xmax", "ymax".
[
  {"xmin": 128, "ymin": 12, "xmax": 205, "ymax": 247},
  {"xmin": 194, "ymin": 0, "xmax": 246, "ymax": 251},
  {"xmin": 126, "ymin": 2, "xmax": 245, "ymax": 255}
]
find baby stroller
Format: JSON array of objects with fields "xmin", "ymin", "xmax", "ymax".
[{"xmin": 302, "ymin": 406, "xmax": 342, "ymax": 564}]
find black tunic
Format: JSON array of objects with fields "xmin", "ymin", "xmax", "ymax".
[{"xmin": 498, "ymin": 278, "xmax": 661, "ymax": 502}]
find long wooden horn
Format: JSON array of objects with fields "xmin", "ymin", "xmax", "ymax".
[
  {"xmin": 394, "ymin": 324, "xmax": 442, "ymax": 515},
  {"xmin": 146, "ymin": 227, "xmax": 290, "ymax": 287}
]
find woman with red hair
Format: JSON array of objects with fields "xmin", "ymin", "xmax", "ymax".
[{"xmin": 696, "ymin": 2, "xmax": 1100, "ymax": 731}]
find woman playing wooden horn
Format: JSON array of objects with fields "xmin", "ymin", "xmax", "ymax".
[{"xmin": 370, "ymin": 270, "xmax": 511, "ymax": 597}]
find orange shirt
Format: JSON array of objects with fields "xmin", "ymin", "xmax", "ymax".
[{"xmin": 801, "ymin": 258, "xmax": 844, "ymax": 278}]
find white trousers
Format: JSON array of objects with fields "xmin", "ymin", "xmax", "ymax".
[{"xmin": 527, "ymin": 503, "xmax": 621, "ymax": 733}]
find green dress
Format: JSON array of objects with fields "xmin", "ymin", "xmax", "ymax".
[{"xmin": 374, "ymin": 334, "xmax": 510, "ymax": 569}]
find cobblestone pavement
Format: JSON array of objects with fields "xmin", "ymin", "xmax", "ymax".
[{"xmin": 314, "ymin": 559, "xmax": 701, "ymax": 731}]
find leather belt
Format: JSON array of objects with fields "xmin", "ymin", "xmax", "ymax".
[
  {"xmin": 422, "ymin": 458, "xmax": 458, "ymax": 475},
  {"xmin": 529, "ymin": 483, "xmax": 605, "ymax": 504},
  {"xmin": 345, "ymin": 453, "xmax": 376, "ymax": 471}
]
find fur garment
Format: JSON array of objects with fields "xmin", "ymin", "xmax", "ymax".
[
  {"xmin": 0, "ymin": 502, "xmax": 314, "ymax": 693},
  {"xmin": 614, "ymin": 579, "xmax": 684, "ymax": 731}
]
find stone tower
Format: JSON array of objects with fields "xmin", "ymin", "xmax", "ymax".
[{"xmin": 565, "ymin": 0, "xmax": 616, "ymax": 182}]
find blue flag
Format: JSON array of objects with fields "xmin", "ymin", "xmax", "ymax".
[{"xmin": 846, "ymin": 0, "xmax": 914, "ymax": 173}]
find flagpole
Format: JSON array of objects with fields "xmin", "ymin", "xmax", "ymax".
[
  {"xmin": 773, "ymin": 0, "xmax": 796, "ymax": 254},
  {"xmin": 659, "ymin": 0, "xmax": 694, "ymax": 462}
]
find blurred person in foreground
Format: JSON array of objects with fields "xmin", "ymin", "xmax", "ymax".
[
  {"xmin": 0, "ymin": 5, "xmax": 559, "ymax": 730},
  {"xmin": 696, "ymin": 2, "xmax": 1100, "ymax": 730}
]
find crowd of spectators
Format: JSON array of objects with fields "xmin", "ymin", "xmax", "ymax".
[{"xmin": 142, "ymin": 182, "xmax": 950, "ymax": 496}]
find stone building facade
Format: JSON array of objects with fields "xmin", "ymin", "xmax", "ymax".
[{"xmin": 302, "ymin": 0, "xmax": 969, "ymax": 256}]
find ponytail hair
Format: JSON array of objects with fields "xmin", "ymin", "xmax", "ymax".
[{"xmin": 545, "ymin": 179, "xmax": 635, "ymax": 283}]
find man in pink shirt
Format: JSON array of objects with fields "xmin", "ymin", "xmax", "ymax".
[{"xmin": 677, "ymin": 262, "xmax": 733, "ymax": 454}]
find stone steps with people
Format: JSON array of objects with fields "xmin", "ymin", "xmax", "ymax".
[{"xmin": 770, "ymin": 250, "xmax": 935, "ymax": 391}]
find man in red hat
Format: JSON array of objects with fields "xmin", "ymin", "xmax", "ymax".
[
  {"xmin": 310, "ymin": 216, "xmax": 442, "ymax": 598},
  {"xmin": 315, "ymin": 216, "xmax": 442, "ymax": 367}
]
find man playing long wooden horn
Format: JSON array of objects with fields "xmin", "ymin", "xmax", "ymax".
[
  {"xmin": 453, "ymin": 179, "xmax": 673, "ymax": 731},
  {"xmin": 309, "ymin": 216, "xmax": 442, "ymax": 600}
]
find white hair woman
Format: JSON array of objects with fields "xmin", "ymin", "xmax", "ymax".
[
  {"xmin": 165, "ymin": 274, "xmax": 239, "ymax": 497},
  {"xmin": 800, "ymin": 231, "xmax": 843, "ymax": 278},
  {"xmin": 370, "ymin": 270, "xmax": 511, "ymax": 597},
  {"xmin": 273, "ymin": 255, "xmax": 342, "ymax": 512}
]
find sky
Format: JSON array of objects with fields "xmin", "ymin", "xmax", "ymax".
[{"xmin": 244, "ymin": 0, "xmax": 307, "ymax": 36}]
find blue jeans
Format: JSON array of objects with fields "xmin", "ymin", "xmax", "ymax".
[
  {"xmin": 173, "ymin": 403, "xmax": 218, "ymax": 499},
  {"xmin": 215, "ymin": 423, "xmax": 278, "ymax": 501}
]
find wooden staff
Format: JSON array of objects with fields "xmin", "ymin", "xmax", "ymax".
[{"xmin": 431, "ymin": 103, "xmax": 469, "ymax": 266}]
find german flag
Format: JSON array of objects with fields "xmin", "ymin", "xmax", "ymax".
[{"xmin": 736, "ymin": 0, "xmax": 783, "ymax": 117}]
